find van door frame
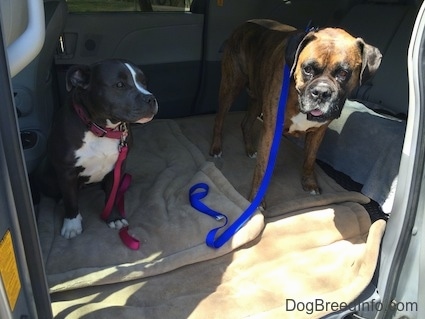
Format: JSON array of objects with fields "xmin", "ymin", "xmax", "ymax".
[{"xmin": 0, "ymin": 16, "xmax": 52, "ymax": 319}]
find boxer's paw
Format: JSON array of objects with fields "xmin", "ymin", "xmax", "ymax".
[
  {"xmin": 247, "ymin": 151, "xmax": 257, "ymax": 159},
  {"xmin": 248, "ymin": 193, "xmax": 266, "ymax": 210},
  {"xmin": 302, "ymin": 176, "xmax": 321, "ymax": 195},
  {"xmin": 259, "ymin": 199, "xmax": 266, "ymax": 210},
  {"xmin": 209, "ymin": 145, "xmax": 223, "ymax": 158},
  {"xmin": 107, "ymin": 218, "xmax": 129, "ymax": 230},
  {"xmin": 244, "ymin": 142, "xmax": 257, "ymax": 158},
  {"xmin": 61, "ymin": 213, "xmax": 83, "ymax": 239}
]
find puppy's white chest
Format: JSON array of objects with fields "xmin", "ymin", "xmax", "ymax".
[
  {"xmin": 75, "ymin": 131, "xmax": 120, "ymax": 184},
  {"xmin": 288, "ymin": 113, "xmax": 327, "ymax": 133}
]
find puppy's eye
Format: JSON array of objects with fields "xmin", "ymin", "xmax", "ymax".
[
  {"xmin": 115, "ymin": 82, "xmax": 125, "ymax": 88},
  {"xmin": 303, "ymin": 65, "xmax": 314, "ymax": 76},
  {"xmin": 136, "ymin": 75, "xmax": 147, "ymax": 87}
]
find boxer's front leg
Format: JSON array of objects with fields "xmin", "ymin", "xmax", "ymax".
[{"xmin": 302, "ymin": 124, "xmax": 329, "ymax": 194}]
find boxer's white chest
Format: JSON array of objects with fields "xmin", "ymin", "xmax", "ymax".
[
  {"xmin": 288, "ymin": 112, "xmax": 328, "ymax": 134},
  {"xmin": 75, "ymin": 131, "xmax": 120, "ymax": 184}
]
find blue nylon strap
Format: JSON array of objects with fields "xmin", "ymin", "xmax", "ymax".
[
  {"xmin": 189, "ymin": 183, "xmax": 229, "ymax": 247},
  {"xmin": 190, "ymin": 64, "xmax": 291, "ymax": 248},
  {"xmin": 189, "ymin": 183, "xmax": 228, "ymax": 222}
]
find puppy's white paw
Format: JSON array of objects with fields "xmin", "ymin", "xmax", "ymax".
[
  {"xmin": 107, "ymin": 218, "xmax": 129, "ymax": 230},
  {"xmin": 213, "ymin": 152, "xmax": 222, "ymax": 158},
  {"xmin": 61, "ymin": 213, "xmax": 83, "ymax": 239}
]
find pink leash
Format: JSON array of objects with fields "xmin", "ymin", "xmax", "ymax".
[
  {"xmin": 100, "ymin": 144, "xmax": 128, "ymax": 220},
  {"xmin": 73, "ymin": 101, "xmax": 140, "ymax": 249},
  {"xmin": 100, "ymin": 144, "xmax": 141, "ymax": 250}
]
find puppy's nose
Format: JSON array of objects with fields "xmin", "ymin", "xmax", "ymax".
[
  {"xmin": 310, "ymin": 83, "xmax": 332, "ymax": 101},
  {"xmin": 143, "ymin": 94, "xmax": 156, "ymax": 106}
]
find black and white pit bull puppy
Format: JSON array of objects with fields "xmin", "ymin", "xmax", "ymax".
[{"xmin": 47, "ymin": 59, "xmax": 158, "ymax": 239}]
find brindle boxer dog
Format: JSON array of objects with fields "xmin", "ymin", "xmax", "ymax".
[{"xmin": 210, "ymin": 19, "xmax": 382, "ymax": 205}]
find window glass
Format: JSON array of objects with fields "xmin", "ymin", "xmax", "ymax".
[{"xmin": 66, "ymin": 0, "xmax": 193, "ymax": 13}]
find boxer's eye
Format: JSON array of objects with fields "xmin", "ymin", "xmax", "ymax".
[
  {"xmin": 336, "ymin": 70, "xmax": 349, "ymax": 81},
  {"xmin": 303, "ymin": 65, "xmax": 314, "ymax": 76},
  {"xmin": 115, "ymin": 82, "xmax": 125, "ymax": 88}
]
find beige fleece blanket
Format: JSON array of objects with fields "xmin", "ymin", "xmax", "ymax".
[
  {"xmin": 177, "ymin": 113, "xmax": 370, "ymax": 216},
  {"xmin": 51, "ymin": 207, "xmax": 385, "ymax": 319},
  {"xmin": 45, "ymin": 113, "xmax": 386, "ymax": 318},
  {"xmin": 39, "ymin": 119, "xmax": 264, "ymax": 292}
]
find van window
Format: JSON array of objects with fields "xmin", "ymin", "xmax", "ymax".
[{"xmin": 66, "ymin": 0, "xmax": 193, "ymax": 13}]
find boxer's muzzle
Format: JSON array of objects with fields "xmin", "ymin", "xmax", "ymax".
[{"xmin": 299, "ymin": 79, "xmax": 342, "ymax": 122}]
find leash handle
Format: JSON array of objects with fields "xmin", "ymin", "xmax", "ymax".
[
  {"xmin": 191, "ymin": 64, "xmax": 291, "ymax": 248},
  {"xmin": 189, "ymin": 183, "xmax": 229, "ymax": 247},
  {"xmin": 119, "ymin": 226, "xmax": 140, "ymax": 250}
]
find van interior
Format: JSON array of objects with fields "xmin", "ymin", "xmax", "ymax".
[{"xmin": 0, "ymin": 0, "xmax": 423, "ymax": 318}]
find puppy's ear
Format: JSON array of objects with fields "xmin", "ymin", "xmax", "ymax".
[
  {"xmin": 357, "ymin": 38, "xmax": 382, "ymax": 85},
  {"xmin": 66, "ymin": 65, "xmax": 91, "ymax": 92},
  {"xmin": 285, "ymin": 31, "xmax": 315, "ymax": 76}
]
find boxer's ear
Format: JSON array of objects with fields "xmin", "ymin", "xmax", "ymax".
[
  {"xmin": 357, "ymin": 38, "xmax": 382, "ymax": 85},
  {"xmin": 285, "ymin": 31, "xmax": 315, "ymax": 76},
  {"xmin": 66, "ymin": 65, "xmax": 91, "ymax": 92}
]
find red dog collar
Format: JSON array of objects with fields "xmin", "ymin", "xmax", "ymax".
[{"xmin": 73, "ymin": 102, "xmax": 124, "ymax": 139}]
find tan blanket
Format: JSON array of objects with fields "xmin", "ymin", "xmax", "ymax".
[
  {"xmin": 39, "ymin": 120, "xmax": 264, "ymax": 292},
  {"xmin": 177, "ymin": 113, "xmax": 370, "ymax": 216},
  {"xmin": 45, "ymin": 113, "xmax": 385, "ymax": 318},
  {"xmin": 51, "ymin": 207, "xmax": 385, "ymax": 319}
]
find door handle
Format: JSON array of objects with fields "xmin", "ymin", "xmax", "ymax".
[{"xmin": 6, "ymin": 0, "xmax": 45, "ymax": 77}]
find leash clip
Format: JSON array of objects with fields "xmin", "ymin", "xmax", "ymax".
[
  {"xmin": 215, "ymin": 215, "xmax": 225, "ymax": 221},
  {"xmin": 304, "ymin": 20, "xmax": 319, "ymax": 33},
  {"xmin": 119, "ymin": 123, "xmax": 129, "ymax": 149}
]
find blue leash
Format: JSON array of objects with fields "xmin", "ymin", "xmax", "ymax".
[{"xmin": 189, "ymin": 64, "xmax": 291, "ymax": 249}]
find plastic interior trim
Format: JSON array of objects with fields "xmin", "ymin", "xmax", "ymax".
[{"xmin": 6, "ymin": 0, "xmax": 45, "ymax": 77}]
